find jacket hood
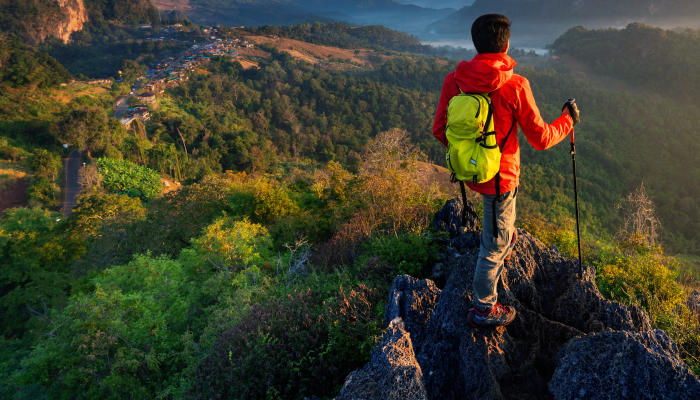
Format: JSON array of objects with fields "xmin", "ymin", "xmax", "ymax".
[{"xmin": 455, "ymin": 53, "xmax": 517, "ymax": 93}]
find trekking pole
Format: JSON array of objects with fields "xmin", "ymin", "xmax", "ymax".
[{"xmin": 564, "ymin": 98, "xmax": 583, "ymax": 267}]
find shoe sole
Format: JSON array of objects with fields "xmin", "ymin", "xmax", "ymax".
[{"xmin": 467, "ymin": 310, "xmax": 517, "ymax": 328}]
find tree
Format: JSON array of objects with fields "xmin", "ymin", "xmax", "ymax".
[
  {"xmin": 0, "ymin": 208, "xmax": 74, "ymax": 340},
  {"xmin": 54, "ymin": 108, "xmax": 126, "ymax": 157},
  {"xmin": 31, "ymin": 150, "xmax": 61, "ymax": 182},
  {"xmin": 616, "ymin": 183, "xmax": 661, "ymax": 252}
]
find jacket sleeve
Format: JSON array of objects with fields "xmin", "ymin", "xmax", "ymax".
[
  {"xmin": 516, "ymin": 78, "xmax": 573, "ymax": 151},
  {"xmin": 432, "ymin": 73, "xmax": 455, "ymax": 147}
]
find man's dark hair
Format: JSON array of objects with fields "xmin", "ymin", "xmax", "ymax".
[{"xmin": 471, "ymin": 14, "xmax": 512, "ymax": 54}]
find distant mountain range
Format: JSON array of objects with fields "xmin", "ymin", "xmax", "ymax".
[
  {"xmin": 155, "ymin": 0, "xmax": 455, "ymax": 34},
  {"xmin": 426, "ymin": 0, "xmax": 700, "ymax": 37}
]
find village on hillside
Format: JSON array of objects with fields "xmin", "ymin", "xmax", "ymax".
[{"xmin": 115, "ymin": 26, "xmax": 263, "ymax": 127}]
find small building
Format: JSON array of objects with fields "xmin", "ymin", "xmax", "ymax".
[
  {"xmin": 245, "ymin": 44, "xmax": 254, "ymax": 48},
  {"xmin": 132, "ymin": 109, "xmax": 150, "ymax": 121},
  {"xmin": 138, "ymin": 92, "xmax": 156, "ymax": 103},
  {"xmin": 138, "ymin": 24, "xmax": 152, "ymax": 29}
]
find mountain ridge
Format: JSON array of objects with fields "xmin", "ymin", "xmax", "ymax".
[{"xmin": 426, "ymin": 0, "xmax": 700, "ymax": 37}]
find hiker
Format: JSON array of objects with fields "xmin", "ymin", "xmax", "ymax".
[{"xmin": 432, "ymin": 14, "xmax": 579, "ymax": 328}]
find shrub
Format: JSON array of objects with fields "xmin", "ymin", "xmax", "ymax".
[
  {"xmin": 310, "ymin": 129, "xmax": 438, "ymax": 270},
  {"xmin": 228, "ymin": 174, "xmax": 300, "ymax": 225},
  {"xmin": 187, "ymin": 277, "xmax": 387, "ymax": 400},
  {"xmin": 325, "ymin": 283, "xmax": 386, "ymax": 367},
  {"xmin": 192, "ymin": 216, "xmax": 272, "ymax": 273},
  {"xmin": 597, "ymin": 252, "xmax": 684, "ymax": 313},
  {"xmin": 359, "ymin": 232, "xmax": 439, "ymax": 278},
  {"xmin": 13, "ymin": 255, "xmax": 199, "ymax": 399},
  {"xmin": 97, "ymin": 157, "xmax": 162, "ymax": 199},
  {"xmin": 187, "ymin": 289, "xmax": 337, "ymax": 400}
]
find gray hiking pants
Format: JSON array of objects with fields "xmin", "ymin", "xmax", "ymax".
[{"xmin": 473, "ymin": 189, "xmax": 517, "ymax": 310}]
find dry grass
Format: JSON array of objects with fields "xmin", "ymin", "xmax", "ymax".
[
  {"xmin": 0, "ymin": 160, "xmax": 30, "ymax": 190},
  {"xmin": 50, "ymin": 84, "xmax": 110, "ymax": 104},
  {"xmin": 311, "ymin": 129, "xmax": 441, "ymax": 269}
]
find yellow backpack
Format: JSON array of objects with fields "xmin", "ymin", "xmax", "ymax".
[
  {"xmin": 445, "ymin": 91, "xmax": 501, "ymax": 184},
  {"xmin": 445, "ymin": 90, "xmax": 516, "ymax": 236}
]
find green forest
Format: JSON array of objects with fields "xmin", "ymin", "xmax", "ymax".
[{"xmin": 1, "ymin": 17, "xmax": 700, "ymax": 399}]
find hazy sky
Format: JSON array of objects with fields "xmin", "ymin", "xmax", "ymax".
[{"xmin": 396, "ymin": 0, "xmax": 474, "ymax": 10}]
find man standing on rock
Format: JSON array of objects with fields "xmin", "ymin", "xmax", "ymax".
[{"xmin": 432, "ymin": 14, "xmax": 578, "ymax": 328}]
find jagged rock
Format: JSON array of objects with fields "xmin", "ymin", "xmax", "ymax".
[
  {"xmin": 550, "ymin": 329, "xmax": 700, "ymax": 399},
  {"xmin": 385, "ymin": 275, "xmax": 441, "ymax": 355},
  {"xmin": 337, "ymin": 199, "xmax": 699, "ymax": 399},
  {"xmin": 335, "ymin": 318, "xmax": 427, "ymax": 400},
  {"xmin": 432, "ymin": 198, "xmax": 479, "ymax": 238}
]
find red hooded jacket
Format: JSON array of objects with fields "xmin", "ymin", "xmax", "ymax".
[{"xmin": 433, "ymin": 53, "xmax": 573, "ymax": 195}]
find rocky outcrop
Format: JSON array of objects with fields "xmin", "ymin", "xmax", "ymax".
[
  {"xmin": 50, "ymin": 0, "xmax": 89, "ymax": 43},
  {"xmin": 335, "ymin": 318, "xmax": 427, "ymax": 400},
  {"xmin": 336, "ymin": 199, "xmax": 700, "ymax": 399},
  {"xmin": 30, "ymin": 0, "xmax": 89, "ymax": 44},
  {"xmin": 551, "ymin": 329, "xmax": 700, "ymax": 399}
]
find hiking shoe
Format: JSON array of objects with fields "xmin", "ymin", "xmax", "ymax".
[
  {"xmin": 505, "ymin": 229, "xmax": 518, "ymax": 262},
  {"xmin": 468, "ymin": 303, "xmax": 517, "ymax": 328}
]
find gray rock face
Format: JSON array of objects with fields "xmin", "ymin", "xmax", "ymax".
[
  {"xmin": 336, "ymin": 199, "xmax": 699, "ymax": 399},
  {"xmin": 335, "ymin": 318, "xmax": 428, "ymax": 400},
  {"xmin": 432, "ymin": 198, "xmax": 479, "ymax": 238},
  {"xmin": 384, "ymin": 275, "xmax": 441, "ymax": 355},
  {"xmin": 550, "ymin": 329, "xmax": 700, "ymax": 399}
]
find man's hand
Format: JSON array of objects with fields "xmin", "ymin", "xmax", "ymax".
[{"xmin": 562, "ymin": 100, "xmax": 580, "ymax": 126}]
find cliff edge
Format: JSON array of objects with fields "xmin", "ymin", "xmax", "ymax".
[{"xmin": 336, "ymin": 199, "xmax": 700, "ymax": 399}]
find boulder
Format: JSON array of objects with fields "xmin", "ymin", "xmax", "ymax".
[
  {"xmin": 550, "ymin": 329, "xmax": 700, "ymax": 399},
  {"xmin": 432, "ymin": 198, "xmax": 479, "ymax": 238},
  {"xmin": 336, "ymin": 199, "xmax": 699, "ymax": 399}
]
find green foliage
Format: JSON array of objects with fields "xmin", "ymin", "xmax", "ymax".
[
  {"xmin": 76, "ymin": 175, "xmax": 235, "ymax": 270},
  {"xmin": 97, "ymin": 157, "xmax": 162, "ymax": 199},
  {"xmin": 63, "ymin": 189, "xmax": 146, "ymax": 243},
  {"xmin": 0, "ymin": 208, "xmax": 74, "ymax": 341},
  {"xmin": 228, "ymin": 175, "xmax": 300, "ymax": 225},
  {"xmin": 54, "ymin": 108, "xmax": 127, "ymax": 157},
  {"xmin": 359, "ymin": 232, "xmax": 438, "ymax": 277},
  {"xmin": 0, "ymin": 36, "xmax": 71, "ymax": 87},
  {"xmin": 13, "ymin": 254, "xmax": 198, "ymax": 400},
  {"xmin": 30, "ymin": 149, "xmax": 61, "ymax": 181},
  {"xmin": 192, "ymin": 216, "xmax": 272, "ymax": 274}
]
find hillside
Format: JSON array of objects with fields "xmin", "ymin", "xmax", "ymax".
[
  {"xmin": 550, "ymin": 23, "xmax": 700, "ymax": 105},
  {"xmin": 152, "ymin": 0, "xmax": 337, "ymax": 27},
  {"xmin": 155, "ymin": 0, "xmax": 455, "ymax": 34}
]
